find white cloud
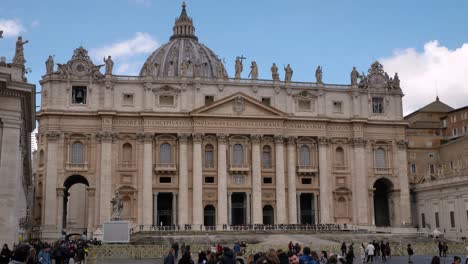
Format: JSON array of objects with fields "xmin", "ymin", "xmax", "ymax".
[
  {"xmin": 0, "ymin": 19, "xmax": 25, "ymax": 38},
  {"xmin": 91, "ymin": 32, "xmax": 158, "ymax": 60},
  {"xmin": 115, "ymin": 63, "xmax": 141, "ymax": 76},
  {"xmin": 381, "ymin": 41, "xmax": 468, "ymax": 115}
]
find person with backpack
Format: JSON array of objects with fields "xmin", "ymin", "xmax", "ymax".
[
  {"xmin": 407, "ymin": 244, "xmax": 414, "ymax": 263},
  {"xmin": 299, "ymin": 247, "xmax": 317, "ymax": 264}
]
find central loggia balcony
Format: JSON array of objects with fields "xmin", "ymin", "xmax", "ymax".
[
  {"xmin": 373, "ymin": 167, "xmax": 393, "ymax": 175},
  {"xmin": 229, "ymin": 163, "xmax": 250, "ymax": 173},
  {"xmin": 296, "ymin": 164, "xmax": 318, "ymax": 175},
  {"xmin": 154, "ymin": 163, "xmax": 177, "ymax": 173},
  {"xmin": 65, "ymin": 162, "xmax": 89, "ymax": 171}
]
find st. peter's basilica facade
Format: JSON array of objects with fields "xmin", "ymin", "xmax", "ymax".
[{"xmin": 33, "ymin": 4, "xmax": 412, "ymax": 240}]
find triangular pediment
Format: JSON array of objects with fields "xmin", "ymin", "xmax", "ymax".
[{"xmin": 191, "ymin": 92, "xmax": 287, "ymax": 118}]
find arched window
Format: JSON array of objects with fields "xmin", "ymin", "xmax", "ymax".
[
  {"xmin": 71, "ymin": 142, "xmax": 84, "ymax": 164},
  {"xmin": 262, "ymin": 145, "xmax": 272, "ymax": 168},
  {"xmin": 122, "ymin": 143, "xmax": 132, "ymax": 164},
  {"xmin": 375, "ymin": 148, "xmax": 386, "ymax": 168},
  {"xmin": 335, "ymin": 147, "xmax": 345, "ymax": 166},
  {"xmin": 39, "ymin": 150, "xmax": 44, "ymax": 166},
  {"xmin": 300, "ymin": 145, "xmax": 310, "ymax": 166},
  {"xmin": 159, "ymin": 143, "xmax": 172, "ymax": 164},
  {"xmin": 233, "ymin": 144, "xmax": 244, "ymax": 164},
  {"xmin": 204, "ymin": 144, "xmax": 214, "ymax": 167}
]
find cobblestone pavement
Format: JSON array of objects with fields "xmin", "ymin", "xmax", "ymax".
[{"xmin": 95, "ymin": 255, "xmax": 467, "ymax": 263}]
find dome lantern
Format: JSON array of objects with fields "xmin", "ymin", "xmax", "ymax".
[{"xmin": 170, "ymin": 2, "xmax": 198, "ymax": 41}]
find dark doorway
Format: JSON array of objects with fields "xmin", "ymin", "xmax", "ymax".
[
  {"xmin": 374, "ymin": 178, "xmax": 393, "ymax": 226},
  {"xmin": 300, "ymin": 193, "xmax": 315, "ymax": 224},
  {"xmin": 157, "ymin": 193, "xmax": 173, "ymax": 226},
  {"xmin": 231, "ymin": 192, "xmax": 245, "ymax": 225},
  {"xmin": 63, "ymin": 175, "xmax": 89, "ymax": 230},
  {"xmin": 263, "ymin": 205, "xmax": 274, "ymax": 225},
  {"xmin": 204, "ymin": 205, "xmax": 216, "ymax": 226}
]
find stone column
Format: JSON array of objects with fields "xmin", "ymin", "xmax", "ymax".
[
  {"xmin": 316, "ymin": 194, "xmax": 320, "ymax": 224},
  {"xmin": 227, "ymin": 192, "xmax": 232, "ymax": 225},
  {"xmin": 192, "ymin": 133, "xmax": 203, "ymax": 225},
  {"xmin": 87, "ymin": 188, "xmax": 96, "ymax": 235},
  {"xmin": 97, "ymin": 132, "xmax": 114, "ymax": 226},
  {"xmin": 296, "ymin": 192, "xmax": 301, "ymax": 224},
  {"xmin": 251, "ymin": 135, "xmax": 262, "ymax": 224},
  {"xmin": 172, "ymin": 192, "xmax": 177, "ymax": 225},
  {"xmin": 178, "ymin": 134, "xmax": 190, "ymax": 225},
  {"xmin": 287, "ymin": 136, "xmax": 298, "ymax": 224},
  {"xmin": 153, "ymin": 193, "xmax": 158, "ymax": 226},
  {"xmin": 56, "ymin": 188, "xmax": 65, "ymax": 233},
  {"xmin": 142, "ymin": 133, "xmax": 154, "ymax": 226},
  {"xmin": 352, "ymin": 138, "xmax": 370, "ymax": 225},
  {"xmin": 314, "ymin": 193, "xmax": 319, "ymax": 224},
  {"xmin": 43, "ymin": 132, "xmax": 60, "ymax": 234},
  {"xmin": 318, "ymin": 137, "xmax": 332, "ymax": 223},
  {"xmin": 396, "ymin": 140, "xmax": 412, "ymax": 225},
  {"xmin": 274, "ymin": 135, "xmax": 287, "ymax": 224},
  {"xmin": 217, "ymin": 134, "xmax": 228, "ymax": 227},
  {"xmin": 246, "ymin": 192, "xmax": 251, "ymax": 224}
]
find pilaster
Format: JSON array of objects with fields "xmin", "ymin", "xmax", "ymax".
[
  {"xmin": 287, "ymin": 136, "xmax": 297, "ymax": 224},
  {"xmin": 96, "ymin": 131, "xmax": 115, "ymax": 226},
  {"xmin": 192, "ymin": 133, "xmax": 203, "ymax": 225},
  {"xmin": 178, "ymin": 133, "xmax": 189, "ymax": 225},
  {"xmin": 318, "ymin": 136, "xmax": 332, "ymax": 223},
  {"xmin": 352, "ymin": 137, "xmax": 370, "ymax": 225},
  {"xmin": 274, "ymin": 135, "xmax": 287, "ymax": 224},
  {"xmin": 217, "ymin": 134, "xmax": 228, "ymax": 226},
  {"xmin": 140, "ymin": 132, "xmax": 154, "ymax": 226},
  {"xmin": 251, "ymin": 134, "xmax": 262, "ymax": 224}
]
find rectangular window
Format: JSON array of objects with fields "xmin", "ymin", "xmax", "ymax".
[
  {"xmin": 411, "ymin": 163, "xmax": 416, "ymax": 174},
  {"xmin": 464, "ymin": 125, "xmax": 467, "ymax": 134},
  {"xmin": 301, "ymin": 178, "xmax": 312, "ymax": 184},
  {"xmin": 204, "ymin": 176, "xmax": 215, "ymax": 184},
  {"xmin": 372, "ymin": 97, "xmax": 384, "ymax": 113},
  {"xmin": 450, "ymin": 211, "xmax": 455, "ymax": 228},
  {"xmin": 435, "ymin": 212, "xmax": 440, "ymax": 228},
  {"xmin": 333, "ymin": 101, "xmax": 343, "ymax": 113},
  {"xmin": 421, "ymin": 213, "xmax": 426, "ymax": 228},
  {"xmin": 442, "ymin": 119, "xmax": 447, "ymax": 127},
  {"xmin": 453, "ymin": 128, "xmax": 457, "ymax": 136},
  {"xmin": 261, "ymin": 97, "xmax": 271, "ymax": 106},
  {"xmin": 159, "ymin": 95, "xmax": 174, "ymax": 106},
  {"xmin": 122, "ymin": 93, "xmax": 134, "ymax": 106},
  {"xmin": 451, "ymin": 115, "xmax": 457, "ymax": 123},
  {"xmin": 159, "ymin": 177, "xmax": 171, "ymax": 183},
  {"xmin": 205, "ymin": 95, "xmax": 214, "ymax": 105},
  {"xmin": 72, "ymin": 86, "xmax": 87, "ymax": 104},
  {"xmin": 298, "ymin": 100, "xmax": 311, "ymax": 111},
  {"xmin": 263, "ymin": 177, "xmax": 273, "ymax": 184},
  {"xmin": 430, "ymin": 164, "xmax": 435, "ymax": 174}
]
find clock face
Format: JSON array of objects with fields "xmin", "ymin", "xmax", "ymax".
[{"xmin": 72, "ymin": 60, "xmax": 88, "ymax": 76}]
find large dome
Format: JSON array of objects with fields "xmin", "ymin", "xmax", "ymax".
[{"xmin": 139, "ymin": 3, "xmax": 228, "ymax": 79}]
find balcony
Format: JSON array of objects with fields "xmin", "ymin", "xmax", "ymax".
[
  {"xmin": 154, "ymin": 163, "xmax": 177, "ymax": 173},
  {"xmin": 333, "ymin": 165, "xmax": 348, "ymax": 173},
  {"xmin": 119, "ymin": 162, "xmax": 136, "ymax": 171},
  {"xmin": 297, "ymin": 165, "xmax": 318, "ymax": 175},
  {"xmin": 65, "ymin": 163, "xmax": 89, "ymax": 171},
  {"xmin": 374, "ymin": 167, "xmax": 392, "ymax": 175},
  {"xmin": 229, "ymin": 164, "xmax": 250, "ymax": 173},
  {"xmin": 203, "ymin": 164, "xmax": 216, "ymax": 171}
]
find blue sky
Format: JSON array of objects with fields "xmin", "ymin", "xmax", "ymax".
[{"xmin": 1, "ymin": 0, "xmax": 468, "ymax": 114}]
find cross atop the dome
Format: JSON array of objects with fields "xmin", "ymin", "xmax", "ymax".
[{"xmin": 170, "ymin": 1, "xmax": 198, "ymax": 41}]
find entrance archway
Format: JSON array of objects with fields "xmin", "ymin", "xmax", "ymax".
[
  {"xmin": 63, "ymin": 175, "xmax": 89, "ymax": 233},
  {"xmin": 299, "ymin": 193, "xmax": 315, "ymax": 224},
  {"xmin": 263, "ymin": 205, "xmax": 274, "ymax": 225},
  {"xmin": 157, "ymin": 193, "xmax": 173, "ymax": 226},
  {"xmin": 231, "ymin": 193, "xmax": 246, "ymax": 225},
  {"xmin": 204, "ymin": 205, "xmax": 216, "ymax": 226},
  {"xmin": 373, "ymin": 178, "xmax": 393, "ymax": 226}
]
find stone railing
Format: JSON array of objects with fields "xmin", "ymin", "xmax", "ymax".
[
  {"xmin": 229, "ymin": 164, "xmax": 250, "ymax": 172},
  {"xmin": 373, "ymin": 167, "xmax": 392, "ymax": 175},
  {"xmin": 297, "ymin": 165, "xmax": 318, "ymax": 174},
  {"xmin": 65, "ymin": 162, "xmax": 89, "ymax": 171},
  {"xmin": 154, "ymin": 163, "xmax": 177, "ymax": 172}
]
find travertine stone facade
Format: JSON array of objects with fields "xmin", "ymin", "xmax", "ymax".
[
  {"xmin": 0, "ymin": 56, "xmax": 36, "ymax": 246},
  {"xmin": 34, "ymin": 4, "xmax": 412, "ymax": 240}
]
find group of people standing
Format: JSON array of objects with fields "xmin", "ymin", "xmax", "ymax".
[{"xmin": 360, "ymin": 241, "xmax": 391, "ymax": 263}]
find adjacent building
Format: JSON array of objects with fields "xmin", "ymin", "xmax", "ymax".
[
  {"xmin": 34, "ymin": 3, "xmax": 412, "ymax": 240},
  {"xmin": 0, "ymin": 49, "xmax": 36, "ymax": 245}
]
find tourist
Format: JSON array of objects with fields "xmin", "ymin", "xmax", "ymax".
[
  {"xmin": 443, "ymin": 242, "xmax": 449, "ymax": 258},
  {"xmin": 340, "ymin": 242, "xmax": 347, "ymax": 257},
  {"xmin": 38, "ymin": 247, "xmax": 51, "ymax": 264},
  {"xmin": 265, "ymin": 249, "xmax": 279, "ymax": 264},
  {"xmin": 384, "ymin": 242, "xmax": 391, "ymax": 259},
  {"xmin": 299, "ymin": 247, "xmax": 317, "ymax": 264},
  {"xmin": 372, "ymin": 241, "xmax": 379, "ymax": 258},
  {"xmin": 288, "ymin": 252, "xmax": 299, "ymax": 264},
  {"xmin": 234, "ymin": 242, "xmax": 241, "ymax": 254},
  {"xmin": 430, "ymin": 256, "xmax": 440, "ymax": 264},
  {"xmin": 179, "ymin": 249, "xmax": 194, "ymax": 264},
  {"xmin": 379, "ymin": 241, "xmax": 386, "ymax": 263},
  {"xmin": 326, "ymin": 255, "xmax": 338, "ymax": 264},
  {"xmin": 359, "ymin": 243, "xmax": 366, "ymax": 263},
  {"xmin": 453, "ymin": 256, "xmax": 462, "ymax": 264},
  {"xmin": 198, "ymin": 251, "xmax": 207, "ymax": 264},
  {"xmin": 365, "ymin": 242, "xmax": 375, "ymax": 263},
  {"xmin": 173, "ymin": 242, "xmax": 180, "ymax": 259},
  {"xmin": 9, "ymin": 244, "xmax": 31, "ymax": 264},
  {"xmin": 276, "ymin": 250, "xmax": 288, "ymax": 264},
  {"xmin": 319, "ymin": 251, "xmax": 327, "ymax": 264},
  {"xmin": 288, "ymin": 242, "xmax": 294, "ymax": 252},
  {"xmin": 406, "ymin": 244, "xmax": 414, "ymax": 263},
  {"xmin": 346, "ymin": 245, "xmax": 354, "ymax": 264},
  {"xmin": 438, "ymin": 242, "xmax": 444, "ymax": 257},
  {"xmin": 207, "ymin": 252, "xmax": 217, "ymax": 264},
  {"xmin": 0, "ymin": 244, "xmax": 11, "ymax": 264},
  {"xmin": 294, "ymin": 244, "xmax": 301, "ymax": 254}
]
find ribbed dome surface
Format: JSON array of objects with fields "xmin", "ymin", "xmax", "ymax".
[{"xmin": 139, "ymin": 3, "xmax": 227, "ymax": 78}]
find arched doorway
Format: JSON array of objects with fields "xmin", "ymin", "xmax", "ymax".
[
  {"xmin": 231, "ymin": 193, "xmax": 246, "ymax": 225},
  {"xmin": 63, "ymin": 175, "xmax": 89, "ymax": 233},
  {"xmin": 373, "ymin": 178, "xmax": 393, "ymax": 226},
  {"xmin": 263, "ymin": 205, "xmax": 274, "ymax": 225},
  {"xmin": 157, "ymin": 193, "xmax": 173, "ymax": 226},
  {"xmin": 204, "ymin": 205, "xmax": 216, "ymax": 226}
]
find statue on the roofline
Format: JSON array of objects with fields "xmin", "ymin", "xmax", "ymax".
[{"xmin": 13, "ymin": 36, "xmax": 29, "ymax": 65}]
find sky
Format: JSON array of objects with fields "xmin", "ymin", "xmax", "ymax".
[{"xmin": 1, "ymin": 0, "xmax": 468, "ymax": 116}]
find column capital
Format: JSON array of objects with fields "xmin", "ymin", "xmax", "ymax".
[
  {"xmin": 217, "ymin": 133, "xmax": 228, "ymax": 143},
  {"xmin": 352, "ymin": 137, "xmax": 367, "ymax": 147},
  {"xmin": 192, "ymin": 133, "xmax": 203, "ymax": 143},
  {"xmin": 137, "ymin": 132, "xmax": 154, "ymax": 142},
  {"xmin": 396, "ymin": 139, "xmax": 408, "ymax": 150},
  {"xmin": 46, "ymin": 131, "xmax": 61, "ymax": 141},
  {"xmin": 287, "ymin": 136, "xmax": 296, "ymax": 145},
  {"xmin": 317, "ymin": 136, "xmax": 330, "ymax": 146},
  {"xmin": 96, "ymin": 131, "xmax": 116, "ymax": 142},
  {"xmin": 153, "ymin": 191, "xmax": 159, "ymax": 196},
  {"xmin": 251, "ymin": 134, "xmax": 262, "ymax": 144},
  {"xmin": 274, "ymin": 135, "xmax": 285, "ymax": 144},
  {"xmin": 178, "ymin": 133, "xmax": 190, "ymax": 143}
]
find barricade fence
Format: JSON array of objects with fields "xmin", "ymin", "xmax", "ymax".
[{"xmin": 130, "ymin": 224, "xmax": 343, "ymax": 233}]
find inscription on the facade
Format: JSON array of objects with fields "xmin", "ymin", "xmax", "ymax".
[{"xmin": 194, "ymin": 119, "xmax": 283, "ymax": 128}]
